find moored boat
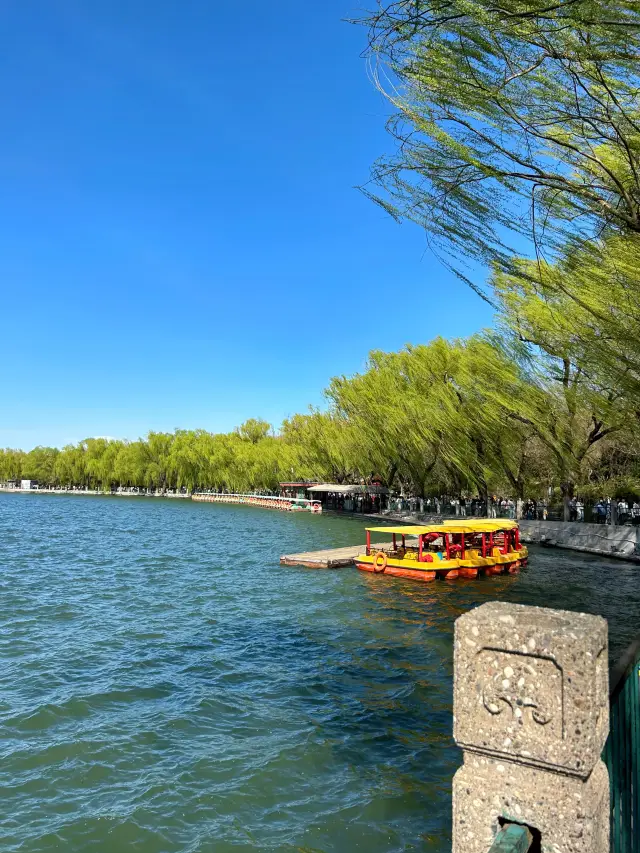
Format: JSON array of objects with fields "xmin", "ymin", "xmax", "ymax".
[
  {"xmin": 192, "ymin": 493, "xmax": 322, "ymax": 512},
  {"xmin": 354, "ymin": 521, "xmax": 527, "ymax": 582}
]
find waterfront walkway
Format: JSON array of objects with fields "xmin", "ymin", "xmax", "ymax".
[
  {"xmin": 0, "ymin": 486, "xmax": 190, "ymax": 498},
  {"xmin": 280, "ymin": 542, "xmax": 392, "ymax": 568}
]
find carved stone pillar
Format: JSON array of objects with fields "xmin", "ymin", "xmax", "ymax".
[{"xmin": 452, "ymin": 602, "xmax": 609, "ymax": 853}]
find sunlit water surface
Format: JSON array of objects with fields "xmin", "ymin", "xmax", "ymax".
[{"xmin": 1, "ymin": 493, "xmax": 639, "ymax": 852}]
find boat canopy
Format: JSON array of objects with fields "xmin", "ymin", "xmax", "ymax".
[
  {"xmin": 366, "ymin": 525, "xmax": 436, "ymax": 535},
  {"xmin": 366, "ymin": 524, "xmax": 482, "ymax": 536}
]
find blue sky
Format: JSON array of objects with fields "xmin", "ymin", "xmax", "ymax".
[{"xmin": 1, "ymin": 0, "xmax": 494, "ymax": 450}]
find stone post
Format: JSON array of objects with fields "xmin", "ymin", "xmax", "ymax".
[{"xmin": 453, "ymin": 602, "xmax": 609, "ymax": 853}]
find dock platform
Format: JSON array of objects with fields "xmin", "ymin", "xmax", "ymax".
[{"xmin": 280, "ymin": 542, "xmax": 391, "ymax": 569}]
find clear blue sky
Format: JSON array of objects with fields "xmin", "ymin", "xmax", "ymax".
[{"xmin": 1, "ymin": 0, "xmax": 493, "ymax": 450}]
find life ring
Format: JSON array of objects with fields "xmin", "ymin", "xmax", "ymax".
[{"xmin": 373, "ymin": 551, "xmax": 387, "ymax": 573}]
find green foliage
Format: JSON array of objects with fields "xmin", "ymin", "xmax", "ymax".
[
  {"xmin": 0, "ymin": 328, "xmax": 634, "ymax": 510},
  {"xmin": 358, "ymin": 1, "xmax": 640, "ymax": 294},
  {"xmin": 0, "ymin": 421, "xmax": 293, "ymax": 495},
  {"xmin": 494, "ymin": 233, "xmax": 640, "ymax": 405},
  {"xmin": 354, "ymin": 2, "xmax": 640, "ymax": 516},
  {"xmin": 22, "ymin": 446, "xmax": 59, "ymax": 483},
  {"xmin": 237, "ymin": 418, "xmax": 272, "ymax": 444}
]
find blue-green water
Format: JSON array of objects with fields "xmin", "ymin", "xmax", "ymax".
[{"xmin": 1, "ymin": 494, "xmax": 639, "ymax": 853}]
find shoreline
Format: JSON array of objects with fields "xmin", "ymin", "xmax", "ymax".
[
  {"xmin": 0, "ymin": 487, "xmax": 190, "ymax": 499},
  {"xmin": 3, "ymin": 488, "xmax": 640, "ymax": 564}
]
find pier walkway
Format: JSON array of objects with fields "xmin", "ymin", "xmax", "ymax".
[{"xmin": 280, "ymin": 542, "xmax": 391, "ymax": 569}]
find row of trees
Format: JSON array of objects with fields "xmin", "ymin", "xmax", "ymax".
[
  {"xmin": 2, "ymin": 322, "xmax": 639, "ymax": 517},
  {"xmin": 0, "ymin": 420, "xmax": 297, "ymax": 495}
]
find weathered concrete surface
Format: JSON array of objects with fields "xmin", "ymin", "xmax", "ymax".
[
  {"xmin": 452, "ymin": 602, "xmax": 610, "ymax": 853},
  {"xmin": 519, "ymin": 518, "xmax": 640, "ymax": 561},
  {"xmin": 454, "ymin": 602, "xmax": 609, "ymax": 775},
  {"xmin": 453, "ymin": 755, "xmax": 609, "ymax": 853}
]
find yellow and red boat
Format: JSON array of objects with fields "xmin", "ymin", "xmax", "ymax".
[{"xmin": 355, "ymin": 520, "xmax": 528, "ymax": 582}]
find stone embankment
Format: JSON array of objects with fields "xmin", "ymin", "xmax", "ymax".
[{"xmin": 518, "ymin": 519, "xmax": 640, "ymax": 562}]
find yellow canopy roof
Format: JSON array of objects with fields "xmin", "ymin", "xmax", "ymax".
[
  {"xmin": 442, "ymin": 519, "xmax": 518, "ymax": 531},
  {"xmin": 366, "ymin": 525, "xmax": 438, "ymax": 535},
  {"xmin": 366, "ymin": 524, "xmax": 484, "ymax": 535}
]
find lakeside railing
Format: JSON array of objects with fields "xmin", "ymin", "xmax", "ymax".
[
  {"xmin": 604, "ymin": 634, "xmax": 640, "ymax": 853},
  {"xmin": 453, "ymin": 603, "xmax": 640, "ymax": 852},
  {"xmin": 453, "ymin": 602, "xmax": 609, "ymax": 853}
]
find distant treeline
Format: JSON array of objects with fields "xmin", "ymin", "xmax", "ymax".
[{"xmin": 3, "ymin": 332, "xmax": 640, "ymax": 517}]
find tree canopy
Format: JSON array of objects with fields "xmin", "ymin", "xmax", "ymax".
[
  {"xmin": 359, "ymin": 0, "xmax": 640, "ymax": 295},
  {"xmin": 4, "ymin": 332, "xmax": 637, "ymax": 519}
]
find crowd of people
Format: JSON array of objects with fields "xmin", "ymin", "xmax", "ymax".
[
  {"xmin": 589, "ymin": 498, "xmax": 640, "ymax": 525},
  {"xmin": 387, "ymin": 494, "xmax": 640, "ymax": 524},
  {"xmin": 389, "ymin": 495, "xmax": 518, "ymax": 518}
]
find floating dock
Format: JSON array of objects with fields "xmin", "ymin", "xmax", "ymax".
[
  {"xmin": 194, "ymin": 493, "xmax": 321, "ymax": 513},
  {"xmin": 280, "ymin": 542, "xmax": 391, "ymax": 569}
]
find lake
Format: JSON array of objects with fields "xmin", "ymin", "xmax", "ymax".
[{"xmin": 1, "ymin": 493, "xmax": 639, "ymax": 852}]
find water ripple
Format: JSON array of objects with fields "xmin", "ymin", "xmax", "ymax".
[{"xmin": 1, "ymin": 494, "xmax": 639, "ymax": 851}]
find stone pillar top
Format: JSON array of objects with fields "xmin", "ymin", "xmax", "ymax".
[{"xmin": 454, "ymin": 601, "xmax": 608, "ymax": 778}]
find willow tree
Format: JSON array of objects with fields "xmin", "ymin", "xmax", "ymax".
[
  {"xmin": 359, "ymin": 1, "xmax": 640, "ymax": 296},
  {"xmin": 54, "ymin": 443, "xmax": 87, "ymax": 487},
  {"xmin": 493, "ymin": 266, "xmax": 630, "ymax": 516},
  {"xmin": 22, "ymin": 446, "xmax": 59, "ymax": 483},
  {"xmin": 325, "ymin": 336, "xmax": 544, "ymax": 506},
  {"xmin": 236, "ymin": 418, "xmax": 272, "ymax": 445},
  {"xmin": 493, "ymin": 234, "xmax": 640, "ymax": 407},
  {"xmin": 326, "ymin": 343, "xmax": 456, "ymax": 494},
  {"xmin": 0, "ymin": 449, "xmax": 24, "ymax": 482},
  {"xmin": 452, "ymin": 336, "xmax": 554, "ymax": 505},
  {"xmin": 281, "ymin": 412, "xmax": 356, "ymax": 484}
]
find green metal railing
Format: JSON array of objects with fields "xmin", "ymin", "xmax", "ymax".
[
  {"xmin": 485, "ymin": 639, "xmax": 640, "ymax": 853},
  {"xmin": 488, "ymin": 824, "xmax": 533, "ymax": 852},
  {"xmin": 604, "ymin": 636, "xmax": 640, "ymax": 853}
]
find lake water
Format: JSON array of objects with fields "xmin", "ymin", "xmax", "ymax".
[{"xmin": 1, "ymin": 493, "xmax": 639, "ymax": 852}]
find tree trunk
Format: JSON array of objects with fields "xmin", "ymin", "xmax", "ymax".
[
  {"xmin": 561, "ymin": 481, "xmax": 574, "ymax": 522},
  {"xmin": 514, "ymin": 479, "xmax": 525, "ymax": 520}
]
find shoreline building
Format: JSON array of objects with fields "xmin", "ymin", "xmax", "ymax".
[{"xmin": 279, "ymin": 482, "xmax": 389, "ymax": 513}]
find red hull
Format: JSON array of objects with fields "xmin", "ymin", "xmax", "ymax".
[
  {"xmin": 356, "ymin": 560, "xmax": 524, "ymax": 583},
  {"xmin": 356, "ymin": 562, "xmax": 437, "ymax": 581}
]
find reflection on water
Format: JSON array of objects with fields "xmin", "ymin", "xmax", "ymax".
[{"xmin": 1, "ymin": 494, "xmax": 638, "ymax": 852}]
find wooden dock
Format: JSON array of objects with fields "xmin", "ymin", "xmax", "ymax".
[{"xmin": 280, "ymin": 542, "xmax": 392, "ymax": 569}]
